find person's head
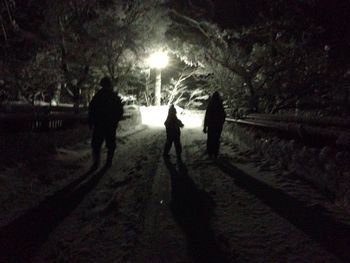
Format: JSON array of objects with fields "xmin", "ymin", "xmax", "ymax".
[
  {"xmin": 212, "ymin": 91, "xmax": 220, "ymax": 100},
  {"xmin": 100, "ymin": 76, "xmax": 113, "ymax": 90},
  {"xmin": 168, "ymin": 104, "xmax": 177, "ymax": 116}
]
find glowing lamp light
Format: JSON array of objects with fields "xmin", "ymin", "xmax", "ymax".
[
  {"xmin": 147, "ymin": 51, "xmax": 169, "ymax": 69},
  {"xmin": 147, "ymin": 51, "xmax": 169, "ymax": 106}
]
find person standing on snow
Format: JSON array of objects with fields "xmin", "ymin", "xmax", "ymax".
[
  {"xmin": 203, "ymin": 91, "xmax": 226, "ymax": 158},
  {"xmin": 163, "ymin": 105, "xmax": 184, "ymax": 160},
  {"xmin": 88, "ymin": 76, "xmax": 124, "ymax": 169}
]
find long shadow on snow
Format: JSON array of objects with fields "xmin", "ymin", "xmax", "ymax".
[
  {"xmin": 163, "ymin": 157, "xmax": 229, "ymax": 263},
  {"xmin": 0, "ymin": 166, "xmax": 108, "ymax": 263},
  {"xmin": 216, "ymin": 159, "xmax": 350, "ymax": 262}
]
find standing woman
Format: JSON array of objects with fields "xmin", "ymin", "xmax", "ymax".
[{"xmin": 203, "ymin": 91, "xmax": 226, "ymax": 158}]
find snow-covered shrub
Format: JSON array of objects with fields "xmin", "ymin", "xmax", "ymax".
[
  {"xmin": 223, "ymin": 122, "xmax": 350, "ymax": 210},
  {"xmin": 222, "ymin": 123, "xmax": 253, "ymax": 151}
]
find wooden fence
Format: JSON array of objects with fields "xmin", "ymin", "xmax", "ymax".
[
  {"xmin": 0, "ymin": 104, "xmax": 133, "ymax": 133},
  {"xmin": 0, "ymin": 112, "xmax": 88, "ymax": 133}
]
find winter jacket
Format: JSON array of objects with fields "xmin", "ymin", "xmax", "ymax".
[
  {"xmin": 88, "ymin": 88, "xmax": 124, "ymax": 128},
  {"xmin": 164, "ymin": 115, "xmax": 184, "ymax": 138},
  {"xmin": 204, "ymin": 100, "xmax": 226, "ymax": 129}
]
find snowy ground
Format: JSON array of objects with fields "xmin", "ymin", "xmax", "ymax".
[{"xmin": 1, "ymin": 125, "xmax": 350, "ymax": 262}]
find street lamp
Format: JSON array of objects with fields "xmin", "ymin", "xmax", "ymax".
[{"xmin": 147, "ymin": 51, "xmax": 168, "ymax": 106}]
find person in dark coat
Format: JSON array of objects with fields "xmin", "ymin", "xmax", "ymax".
[
  {"xmin": 203, "ymin": 91, "xmax": 226, "ymax": 158},
  {"xmin": 88, "ymin": 76, "xmax": 124, "ymax": 169},
  {"xmin": 163, "ymin": 105, "xmax": 184, "ymax": 159}
]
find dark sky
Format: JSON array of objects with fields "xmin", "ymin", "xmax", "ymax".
[
  {"xmin": 211, "ymin": 0, "xmax": 350, "ymax": 35},
  {"xmin": 210, "ymin": 0, "xmax": 350, "ymax": 59},
  {"xmin": 212, "ymin": 0, "xmax": 260, "ymax": 28}
]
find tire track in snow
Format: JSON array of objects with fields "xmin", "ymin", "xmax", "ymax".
[
  {"xmin": 133, "ymin": 127, "xmax": 230, "ymax": 263},
  {"xmin": 215, "ymin": 159, "xmax": 350, "ymax": 262},
  {"xmin": 0, "ymin": 162, "xmax": 108, "ymax": 263},
  {"xmin": 181, "ymin": 128, "xmax": 341, "ymax": 262},
  {"xmin": 30, "ymin": 127, "xmax": 165, "ymax": 263}
]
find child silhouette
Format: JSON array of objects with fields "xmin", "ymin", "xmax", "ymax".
[{"xmin": 163, "ymin": 105, "xmax": 184, "ymax": 160}]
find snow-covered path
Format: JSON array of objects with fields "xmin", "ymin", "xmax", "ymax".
[{"xmin": 7, "ymin": 126, "xmax": 350, "ymax": 262}]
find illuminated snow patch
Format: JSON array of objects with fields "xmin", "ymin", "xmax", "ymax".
[
  {"xmin": 140, "ymin": 106, "xmax": 169, "ymax": 127},
  {"xmin": 179, "ymin": 110, "xmax": 204, "ymax": 128},
  {"xmin": 140, "ymin": 106, "xmax": 204, "ymax": 128}
]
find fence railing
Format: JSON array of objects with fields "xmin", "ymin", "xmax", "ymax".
[
  {"xmin": 226, "ymin": 116, "xmax": 350, "ymax": 148},
  {"xmin": 0, "ymin": 104, "xmax": 133, "ymax": 133},
  {"xmin": 0, "ymin": 112, "xmax": 88, "ymax": 132},
  {"xmin": 245, "ymin": 113, "xmax": 350, "ymax": 130}
]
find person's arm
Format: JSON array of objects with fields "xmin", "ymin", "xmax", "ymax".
[
  {"xmin": 178, "ymin": 119, "xmax": 184, "ymax": 128},
  {"xmin": 114, "ymin": 95, "xmax": 124, "ymax": 122},
  {"xmin": 88, "ymin": 98, "xmax": 95, "ymax": 129},
  {"xmin": 203, "ymin": 108, "xmax": 208, "ymax": 133},
  {"xmin": 119, "ymin": 97, "xmax": 124, "ymax": 120},
  {"xmin": 221, "ymin": 105, "xmax": 226, "ymax": 125}
]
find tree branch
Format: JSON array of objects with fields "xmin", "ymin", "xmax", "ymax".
[{"xmin": 207, "ymin": 52, "xmax": 246, "ymax": 77}]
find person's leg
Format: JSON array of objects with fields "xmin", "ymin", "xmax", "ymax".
[
  {"xmin": 213, "ymin": 127, "xmax": 223, "ymax": 158},
  {"xmin": 163, "ymin": 137, "xmax": 173, "ymax": 157},
  {"xmin": 174, "ymin": 136, "xmax": 182, "ymax": 159},
  {"xmin": 206, "ymin": 134, "xmax": 210, "ymax": 156},
  {"xmin": 91, "ymin": 128, "xmax": 104, "ymax": 169},
  {"xmin": 105, "ymin": 127, "xmax": 117, "ymax": 168},
  {"xmin": 207, "ymin": 128, "xmax": 214, "ymax": 157}
]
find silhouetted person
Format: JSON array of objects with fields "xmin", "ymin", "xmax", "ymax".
[
  {"xmin": 163, "ymin": 105, "xmax": 184, "ymax": 160},
  {"xmin": 203, "ymin": 91, "xmax": 226, "ymax": 158},
  {"xmin": 88, "ymin": 76, "xmax": 124, "ymax": 169}
]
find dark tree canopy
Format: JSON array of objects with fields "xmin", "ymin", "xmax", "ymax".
[{"xmin": 1, "ymin": 0, "xmax": 349, "ymax": 116}]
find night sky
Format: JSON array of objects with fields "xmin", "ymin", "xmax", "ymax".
[{"xmin": 210, "ymin": 0, "xmax": 350, "ymax": 61}]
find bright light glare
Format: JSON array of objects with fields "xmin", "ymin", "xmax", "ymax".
[
  {"xmin": 180, "ymin": 111, "xmax": 204, "ymax": 128},
  {"xmin": 148, "ymin": 51, "xmax": 169, "ymax": 69},
  {"xmin": 140, "ymin": 106, "xmax": 203, "ymax": 128},
  {"xmin": 140, "ymin": 106, "xmax": 168, "ymax": 127}
]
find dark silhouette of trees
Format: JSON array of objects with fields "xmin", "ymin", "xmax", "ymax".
[
  {"xmin": 168, "ymin": 0, "xmax": 350, "ymax": 116},
  {"xmin": 1, "ymin": 0, "xmax": 349, "ymax": 116},
  {"xmin": 0, "ymin": 0, "xmax": 169, "ymax": 107}
]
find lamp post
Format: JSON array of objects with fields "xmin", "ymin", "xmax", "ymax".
[{"xmin": 148, "ymin": 51, "xmax": 168, "ymax": 106}]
